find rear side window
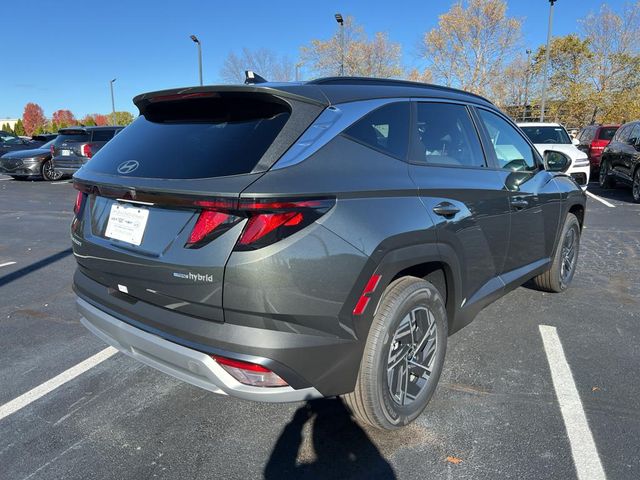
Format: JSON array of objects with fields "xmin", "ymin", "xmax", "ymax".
[
  {"xmin": 91, "ymin": 130, "xmax": 116, "ymax": 142},
  {"xmin": 597, "ymin": 127, "xmax": 617, "ymax": 141},
  {"xmin": 628, "ymin": 124, "xmax": 640, "ymax": 145},
  {"xmin": 413, "ymin": 102, "xmax": 485, "ymax": 167},
  {"xmin": 343, "ymin": 102, "xmax": 409, "ymax": 159},
  {"xmin": 83, "ymin": 95, "xmax": 290, "ymax": 179},
  {"xmin": 616, "ymin": 124, "xmax": 632, "ymax": 143}
]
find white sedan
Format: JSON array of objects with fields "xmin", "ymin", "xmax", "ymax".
[{"xmin": 517, "ymin": 122, "xmax": 590, "ymax": 189}]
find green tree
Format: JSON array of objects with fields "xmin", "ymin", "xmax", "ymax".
[
  {"xmin": 13, "ymin": 119, "xmax": 26, "ymax": 136},
  {"xmin": 112, "ymin": 111, "xmax": 135, "ymax": 126},
  {"xmin": 301, "ymin": 16, "xmax": 404, "ymax": 78},
  {"xmin": 1, "ymin": 123, "xmax": 12, "ymax": 133}
]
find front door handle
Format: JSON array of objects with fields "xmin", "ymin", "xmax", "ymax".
[
  {"xmin": 432, "ymin": 202, "xmax": 460, "ymax": 217},
  {"xmin": 511, "ymin": 198, "xmax": 529, "ymax": 210}
]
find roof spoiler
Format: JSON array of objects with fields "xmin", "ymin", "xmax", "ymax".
[{"xmin": 245, "ymin": 71, "xmax": 268, "ymax": 85}]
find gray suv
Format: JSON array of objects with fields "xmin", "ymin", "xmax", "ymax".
[
  {"xmin": 52, "ymin": 126, "xmax": 123, "ymax": 175},
  {"xmin": 71, "ymin": 78, "xmax": 586, "ymax": 429}
]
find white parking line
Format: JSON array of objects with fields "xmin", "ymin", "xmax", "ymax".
[
  {"xmin": 0, "ymin": 177, "xmax": 13, "ymax": 181},
  {"xmin": 586, "ymin": 191, "xmax": 615, "ymax": 208},
  {"xmin": 0, "ymin": 347, "xmax": 117, "ymax": 422},
  {"xmin": 539, "ymin": 325, "xmax": 606, "ymax": 480},
  {"xmin": 51, "ymin": 180, "xmax": 72, "ymax": 185},
  {"xmin": 0, "ymin": 261, "xmax": 16, "ymax": 268}
]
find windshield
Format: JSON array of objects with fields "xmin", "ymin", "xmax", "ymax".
[{"xmin": 520, "ymin": 126, "xmax": 571, "ymax": 144}]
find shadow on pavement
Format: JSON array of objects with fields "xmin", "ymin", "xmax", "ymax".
[
  {"xmin": 0, "ymin": 248, "xmax": 72, "ymax": 287},
  {"xmin": 264, "ymin": 397, "xmax": 396, "ymax": 480},
  {"xmin": 587, "ymin": 183, "xmax": 636, "ymax": 204}
]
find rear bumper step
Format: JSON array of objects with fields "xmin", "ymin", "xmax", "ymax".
[{"xmin": 77, "ymin": 297, "xmax": 322, "ymax": 402}]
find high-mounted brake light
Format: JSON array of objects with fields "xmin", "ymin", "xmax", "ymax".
[
  {"xmin": 81, "ymin": 144, "xmax": 93, "ymax": 158},
  {"xmin": 212, "ymin": 355, "xmax": 288, "ymax": 387}
]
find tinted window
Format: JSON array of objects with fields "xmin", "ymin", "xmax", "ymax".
[
  {"xmin": 520, "ymin": 126, "xmax": 571, "ymax": 144},
  {"xmin": 413, "ymin": 103, "xmax": 485, "ymax": 167},
  {"xmin": 343, "ymin": 102, "xmax": 409, "ymax": 159},
  {"xmin": 84, "ymin": 96, "xmax": 290, "ymax": 179},
  {"xmin": 55, "ymin": 132, "xmax": 90, "ymax": 144},
  {"xmin": 628, "ymin": 124, "xmax": 640, "ymax": 145},
  {"xmin": 477, "ymin": 109, "xmax": 537, "ymax": 171},
  {"xmin": 617, "ymin": 124, "xmax": 633, "ymax": 143},
  {"xmin": 597, "ymin": 127, "xmax": 617, "ymax": 141},
  {"xmin": 91, "ymin": 130, "xmax": 115, "ymax": 142}
]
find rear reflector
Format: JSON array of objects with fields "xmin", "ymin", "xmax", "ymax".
[
  {"xmin": 353, "ymin": 274, "xmax": 382, "ymax": 316},
  {"xmin": 212, "ymin": 355, "xmax": 288, "ymax": 387}
]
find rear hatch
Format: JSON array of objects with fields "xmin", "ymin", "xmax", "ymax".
[
  {"xmin": 52, "ymin": 128, "xmax": 91, "ymax": 161},
  {"xmin": 72, "ymin": 87, "xmax": 326, "ymax": 322}
]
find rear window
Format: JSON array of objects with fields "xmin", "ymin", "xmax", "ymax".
[
  {"xmin": 84, "ymin": 95, "xmax": 290, "ymax": 178},
  {"xmin": 55, "ymin": 131, "xmax": 90, "ymax": 144},
  {"xmin": 597, "ymin": 127, "xmax": 618, "ymax": 141}
]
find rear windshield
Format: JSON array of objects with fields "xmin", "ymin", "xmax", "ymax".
[
  {"xmin": 83, "ymin": 95, "xmax": 291, "ymax": 179},
  {"xmin": 598, "ymin": 127, "xmax": 617, "ymax": 141},
  {"xmin": 520, "ymin": 126, "xmax": 571, "ymax": 144},
  {"xmin": 55, "ymin": 132, "xmax": 90, "ymax": 144}
]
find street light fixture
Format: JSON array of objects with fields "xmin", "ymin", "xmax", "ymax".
[
  {"xmin": 190, "ymin": 34, "xmax": 203, "ymax": 86},
  {"xmin": 540, "ymin": 0, "xmax": 557, "ymax": 122},
  {"xmin": 335, "ymin": 13, "xmax": 344, "ymax": 76},
  {"xmin": 109, "ymin": 78, "xmax": 116, "ymax": 126},
  {"xmin": 295, "ymin": 62, "xmax": 304, "ymax": 81}
]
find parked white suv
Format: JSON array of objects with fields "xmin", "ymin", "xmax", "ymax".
[{"xmin": 518, "ymin": 122, "xmax": 590, "ymax": 189}]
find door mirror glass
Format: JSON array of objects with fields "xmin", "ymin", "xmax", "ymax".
[{"xmin": 544, "ymin": 150, "xmax": 570, "ymax": 172}]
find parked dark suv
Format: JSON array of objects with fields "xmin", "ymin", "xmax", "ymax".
[
  {"xmin": 52, "ymin": 126, "xmax": 123, "ymax": 175},
  {"xmin": 72, "ymin": 78, "xmax": 586, "ymax": 429},
  {"xmin": 599, "ymin": 120, "xmax": 640, "ymax": 202}
]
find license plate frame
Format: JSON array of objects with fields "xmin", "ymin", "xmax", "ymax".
[{"xmin": 105, "ymin": 203, "xmax": 149, "ymax": 246}]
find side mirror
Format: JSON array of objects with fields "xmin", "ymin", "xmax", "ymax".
[
  {"xmin": 544, "ymin": 150, "xmax": 571, "ymax": 172},
  {"xmin": 572, "ymin": 137, "xmax": 579, "ymax": 146}
]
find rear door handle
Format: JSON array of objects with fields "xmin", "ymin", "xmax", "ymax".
[
  {"xmin": 432, "ymin": 202, "xmax": 460, "ymax": 217},
  {"xmin": 511, "ymin": 198, "xmax": 529, "ymax": 210}
]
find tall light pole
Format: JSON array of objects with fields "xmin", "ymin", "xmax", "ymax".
[
  {"xmin": 295, "ymin": 62, "xmax": 303, "ymax": 81},
  {"xmin": 335, "ymin": 13, "xmax": 344, "ymax": 76},
  {"xmin": 190, "ymin": 34, "xmax": 203, "ymax": 86},
  {"xmin": 540, "ymin": 0, "xmax": 557, "ymax": 122},
  {"xmin": 110, "ymin": 78, "xmax": 116, "ymax": 126},
  {"xmin": 522, "ymin": 49, "xmax": 532, "ymax": 122}
]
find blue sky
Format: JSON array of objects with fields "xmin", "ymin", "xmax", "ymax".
[{"xmin": 0, "ymin": 0, "xmax": 625, "ymax": 119}]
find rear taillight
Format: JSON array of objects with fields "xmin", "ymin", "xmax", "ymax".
[
  {"xmin": 212, "ymin": 355, "xmax": 288, "ymax": 387},
  {"xmin": 185, "ymin": 197, "xmax": 334, "ymax": 250},
  {"xmin": 73, "ymin": 191, "xmax": 86, "ymax": 216},
  {"xmin": 81, "ymin": 143, "xmax": 93, "ymax": 158},
  {"xmin": 589, "ymin": 139, "xmax": 608, "ymax": 156}
]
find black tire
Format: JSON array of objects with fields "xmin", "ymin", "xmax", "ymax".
[
  {"xmin": 532, "ymin": 213, "xmax": 580, "ymax": 293},
  {"xmin": 343, "ymin": 276, "xmax": 447, "ymax": 430},
  {"xmin": 599, "ymin": 160, "xmax": 615, "ymax": 189},
  {"xmin": 41, "ymin": 159, "xmax": 63, "ymax": 181},
  {"xmin": 632, "ymin": 168, "xmax": 640, "ymax": 204}
]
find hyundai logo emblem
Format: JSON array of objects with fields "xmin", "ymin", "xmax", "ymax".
[{"xmin": 117, "ymin": 160, "xmax": 139, "ymax": 174}]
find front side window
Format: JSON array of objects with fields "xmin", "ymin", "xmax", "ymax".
[
  {"xmin": 343, "ymin": 102, "xmax": 409, "ymax": 159},
  {"xmin": 413, "ymin": 102, "xmax": 485, "ymax": 167},
  {"xmin": 477, "ymin": 109, "xmax": 537, "ymax": 172}
]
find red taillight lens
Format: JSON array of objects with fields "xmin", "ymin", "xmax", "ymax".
[
  {"xmin": 74, "ymin": 191, "xmax": 85, "ymax": 215},
  {"xmin": 187, "ymin": 211, "xmax": 230, "ymax": 245},
  {"xmin": 238, "ymin": 212, "xmax": 303, "ymax": 245},
  {"xmin": 81, "ymin": 143, "xmax": 93, "ymax": 158},
  {"xmin": 212, "ymin": 355, "xmax": 288, "ymax": 387}
]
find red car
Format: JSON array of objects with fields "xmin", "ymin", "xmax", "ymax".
[{"xmin": 576, "ymin": 125, "xmax": 619, "ymax": 173}]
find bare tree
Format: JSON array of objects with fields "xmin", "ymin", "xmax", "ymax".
[
  {"xmin": 301, "ymin": 16, "xmax": 404, "ymax": 78},
  {"xmin": 419, "ymin": 0, "xmax": 521, "ymax": 97},
  {"xmin": 220, "ymin": 48, "xmax": 294, "ymax": 83},
  {"xmin": 581, "ymin": 1, "xmax": 640, "ymax": 122}
]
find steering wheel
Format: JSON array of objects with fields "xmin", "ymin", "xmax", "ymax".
[{"xmin": 543, "ymin": 138, "xmax": 557, "ymax": 143}]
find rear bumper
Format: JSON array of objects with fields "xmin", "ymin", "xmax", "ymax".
[
  {"xmin": 78, "ymin": 297, "xmax": 323, "ymax": 402},
  {"xmin": 53, "ymin": 156, "xmax": 86, "ymax": 174}
]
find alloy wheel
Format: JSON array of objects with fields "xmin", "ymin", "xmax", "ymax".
[
  {"xmin": 559, "ymin": 227, "xmax": 577, "ymax": 287},
  {"xmin": 43, "ymin": 160, "xmax": 63, "ymax": 181},
  {"xmin": 387, "ymin": 306, "xmax": 438, "ymax": 406}
]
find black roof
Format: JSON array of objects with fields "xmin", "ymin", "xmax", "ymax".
[{"xmin": 133, "ymin": 77, "xmax": 494, "ymax": 112}]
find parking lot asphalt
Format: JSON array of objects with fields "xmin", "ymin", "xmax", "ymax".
[{"xmin": 0, "ymin": 175, "xmax": 638, "ymax": 480}]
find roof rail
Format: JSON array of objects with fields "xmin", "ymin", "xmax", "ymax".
[{"xmin": 307, "ymin": 77, "xmax": 493, "ymax": 104}]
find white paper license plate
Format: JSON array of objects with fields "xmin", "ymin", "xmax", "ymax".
[
  {"xmin": 61, "ymin": 149, "xmax": 72, "ymax": 156},
  {"xmin": 105, "ymin": 203, "xmax": 149, "ymax": 246}
]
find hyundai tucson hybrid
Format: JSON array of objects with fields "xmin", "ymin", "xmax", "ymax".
[{"xmin": 72, "ymin": 77, "xmax": 586, "ymax": 429}]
